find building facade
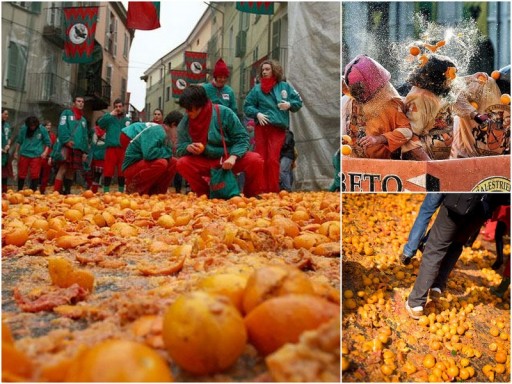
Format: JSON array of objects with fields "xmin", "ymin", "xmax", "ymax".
[
  {"xmin": 142, "ymin": 2, "xmax": 290, "ymax": 121},
  {"xmin": 1, "ymin": 1, "xmax": 132, "ymax": 134}
]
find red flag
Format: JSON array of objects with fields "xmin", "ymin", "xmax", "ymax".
[
  {"xmin": 63, "ymin": 7, "xmax": 99, "ymax": 64},
  {"xmin": 127, "ymin": 2, "xmax": 160, "ymax": 31},
  {"xmin": 184, "ymin": 51, "xmax": 208, "ymax": 82},
  {"xmin": 171, "ymin": 70, "xmax": 188, "ymax": 98}
]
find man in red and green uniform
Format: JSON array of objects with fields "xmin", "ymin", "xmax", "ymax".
[
  {"xmin": 98, "ymin": 98, "xmax": 131, "ymax": 192},
  {"xmin": 122, "ymin": 111, "xmax": 182, "ymax": 195},
  {"xmin": 14, "ymin": 116, "xmax": 51, "ymax": 191},
  {"xmin": 53, "ymin": 96, "xmax": 89, "ymax": 195}
]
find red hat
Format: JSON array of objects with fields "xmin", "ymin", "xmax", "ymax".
[{"xmin": 213, "ymin": 58, "xmax": 230, "ymax": 78}]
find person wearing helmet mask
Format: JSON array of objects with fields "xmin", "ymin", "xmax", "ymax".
[{"xmin": 342, "ymin": 54, "xmax": 428, "ymax": 160}]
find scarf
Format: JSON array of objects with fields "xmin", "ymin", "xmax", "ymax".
[
  {"xmin": 261, "ymin": 77, "xmax": 277, "ymax": 94},
  {"xmin": 72, "ymin": 107, "xmax": 83, "ymax": 121},
  {"xmin": 188, "ymin": 100, "xmax": 212, "ymax": 145}
]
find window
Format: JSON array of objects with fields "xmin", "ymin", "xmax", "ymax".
[
  {"xmin": 271, "ymin": 19, "xmax": 281, "ymax": 61},
  {"xmin": 105, "ymin": 11, "xmax": 117, "ymax": 56},
  {"xmin": 160, "ymin": 68, "xmax": 164, "ymax": 82},
  {"xmin": 166, "ymin": 86, "xmax": 170, "ymax": 101},
  {"xmin": 241, "ymin": 12, "xmax": 250, "ymax": 31},
  {"xmin": 5, "ymin": 41, "xmax": 28, "ymax": 90},
  {"xmin": 121, "ymin": 78, "xmax": 127, "ymax": 102},
  {"xmin": 158, "ymin": 97, "xmax": 162, "ymax": 109},
  {"xmin": 106, "ymin": 65, "xmax": 113, "ymax": 85},
  {"xmin": 12, "ymin": 2, "xmax": 41, "ymax": 13},
  {"xmin": 46, "ymin": 4, "xmax": 62, "ymax": 26},
  {"xmin": 123, "ymin": 33, "xmax": 129, "ymax": 58}
]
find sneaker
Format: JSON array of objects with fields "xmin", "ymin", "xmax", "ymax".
[
  {"xmin": 405, "ymin": 299, "xmax": 423, "ymax": 320},
  {"xmin": 400, "ymin": 253, "xmax": 413, "ymax": 265},
  {"xmin": 429, "ymin": 287, "xmax": 442, "ymax": 301}
]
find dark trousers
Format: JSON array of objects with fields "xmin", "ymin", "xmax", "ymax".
[{"xmin": 408, "ymin": 204, "xmax": 487, "ymax": 308}]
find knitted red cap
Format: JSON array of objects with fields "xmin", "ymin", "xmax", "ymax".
[{"xmin": 213, "ymin": 58, "xmax": 230, "ymax": 78}]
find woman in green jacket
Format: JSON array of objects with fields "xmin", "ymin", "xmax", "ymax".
[{"xmin": 244, "ymin": 59, "xmax": 303, "ymax": 193}]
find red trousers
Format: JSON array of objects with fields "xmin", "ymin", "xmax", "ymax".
[
  {"xmin": 176, "ymin": 152, "xmax": 264, "ymax": 198},
  {"xmin": 39, "ymin": 159, "xmax": 53, "ymax": 191},
  {"xmin": 18, "ymin": 156, "xmax": 42, "ymax": 179},
  {"xmin": 120, "ymin": 133, "xmax": 131, "ymax": 152},
  {"xmin": 104, "ymin": 146, "xmax": 125, "ymax": 177},
  {"xmin": 254, "ymin": 125, "xmax": 286, "ymax": 193},
  {"xmin": 124, "ymin": 158, "xmax": 176, "ymax": 195}
]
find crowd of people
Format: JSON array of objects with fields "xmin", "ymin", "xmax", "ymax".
[
  {"xmin": 342, "ymin": 50, "xmax": 510, "ymax": 160},
  {"xmin": 1, "ymin": 58, "xmax": 317, "ymax": 197}
]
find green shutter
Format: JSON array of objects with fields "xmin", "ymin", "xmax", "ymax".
[{"xmin": 6, "ymin": 42, "xmax": 27, "ymax": 89}]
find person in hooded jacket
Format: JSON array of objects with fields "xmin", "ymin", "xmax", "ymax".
[
  {"xmin": 342, "ymin": 54, "xmax": 428, "ymax": 160},
  {"xmin": 244, "ymin": 59, "xmax": 303, "ymax": 193},
  {"xmin": 203, "ymin": 58, "xmax": 238, "ymax": 115}
]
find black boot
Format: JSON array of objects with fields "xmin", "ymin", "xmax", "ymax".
[
  {"xmin": 118, "ymin": 177, "xmax": 125, "ymax": 193},
  {"xmin": 29, "ymin": 179, "xmax": 38, "ymax": 192},
  {"xmin": 63, "ymin": 178, "xmax": 73, "ymax": 195},
  {"xmin": 17, "ymin": 178, "xmax": 25, "ymax": 191},
  {"xmin": 491, "ymin": 278, "xmax": 510, "ymax": 298}
]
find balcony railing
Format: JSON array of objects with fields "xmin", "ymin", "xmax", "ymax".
[
  {"xmin": 76, "ymin": 76, "xmax": 111, "ymax": 110},
  {"xmin": 26, "ymin": 72, "xmax": 72, "ymax": 106}
]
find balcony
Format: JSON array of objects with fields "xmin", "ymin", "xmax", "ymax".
[
  {"xmin": 42, "ymin": 24, "xmax": 65, "ymax": 48},
  {"xmin": 76, "ymin": 77, "xmax": 111, "ymax": 111},
  {"xmin": 26, "ymin": 73, "xmax": 72, "ymax": 107}
]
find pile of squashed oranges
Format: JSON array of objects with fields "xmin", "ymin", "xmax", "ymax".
[
  {"xmin": 342, "ymin": 194, "xmax": 510, "ymax": 382},
  {"xmin": 2, "ymin": 189, "xmax": 340, "ymax": 382}
]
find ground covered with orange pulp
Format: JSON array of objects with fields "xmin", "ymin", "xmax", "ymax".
[
  {"xmin": 2, "ymin": 189, "xmax": 340, "ymax": 382},
  {"xmin": 342, "ymin": 194, "xmax": 510, "ymax": 382}
]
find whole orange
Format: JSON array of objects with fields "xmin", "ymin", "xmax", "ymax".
[
  {"xmin": 242, "ymin": 265, "xmax": 316, "ymax": 315},
  {"xmin": 409, "ymin": 46, "xmax": 421, "ymax": 56},
  {"xmin": 162, "ymin": 291, "xmax": 247, "ymax": 375},
  {"xmin": 244, "ymin": 294, "xmax": 340, "ymax": 356},
  {"xmin": 64, "ymin": 339, "xmax": 173, "ymax": 382},
  {"xmin": 197, "ymin": 273, "xmax": 248, "ymax": 313}
]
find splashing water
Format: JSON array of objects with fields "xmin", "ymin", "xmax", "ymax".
[{"xmin": 390, "ymin": 13, "xmax": 487, "ymax": 93}]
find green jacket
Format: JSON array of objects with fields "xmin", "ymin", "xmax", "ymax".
[
  {"xmin": 17, "ymin": 124, "xmax": 51, "ymax": 158},
  {"xmin": 203, "ymin": 82, "xmax": 238, "ymax": 115},
  {"xmin": 176, "ymin": 104, "xmax": 249, "ymax": 159},
  {"xmin": 98, "ymin": 113, "xmax": 131, "ymax": 147},
  {"xmin": 121, "ymin": 122, "xmax": 159, "ymax": 139},
  {"xmin": 2, "ymin": 121, "xmax": 13, "ymax": 166},
  {"xmin": 122, "ymin": 125, "xmax": 172, "ymax": 171},
  {"xmin": 244, "ymin": 81, "xmax": 303, "ymax": 129},
  {"xmin": 58, "ymin": 109, "xmax": 89, "ymax": 153}
]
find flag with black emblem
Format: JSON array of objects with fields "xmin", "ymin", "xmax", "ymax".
[
  {"xmin": 63, "ymin": 6, "xmax": 99, "ymax": 64},
  {"xmin": 171, "ymin": 70, "xmax": 189, "ymax": 98},
  {"xmin": 184, "ymin": 51, "xmax": 208, "ymax": 84}
]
